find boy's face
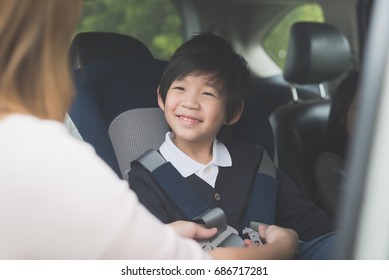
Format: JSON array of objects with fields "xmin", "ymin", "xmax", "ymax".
[{"xmin": 158, "ymin": 73, "xmax": 228, "ymax": 148}]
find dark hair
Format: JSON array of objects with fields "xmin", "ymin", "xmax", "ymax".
[
  {"xmin": 159, "ymin": 33, "xmax": 250, "ymax": 125},
  {"xmin": 326, "ymin": 71, "xmax": 359, "ymax": 157}
]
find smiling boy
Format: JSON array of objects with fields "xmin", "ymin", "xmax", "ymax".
[{"xmin": 129, "ymin": 33, "xmax": 335, "ymax": 259}]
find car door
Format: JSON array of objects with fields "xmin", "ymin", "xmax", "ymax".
[{"xmin": 336, "ymin": 0, "xmax": 389, "ymax": 259}]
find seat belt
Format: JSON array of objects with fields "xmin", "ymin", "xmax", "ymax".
[
  {"xmin": 245, "ymin": 149, "xmax": 278, "ymax": 228},
  {"xmin": 132, "ymin": 148, "xmax": 277, "ymax": 249},
  {"xmin": 133, "ymin": 149, "xmax": 243, "ymax": 250}
]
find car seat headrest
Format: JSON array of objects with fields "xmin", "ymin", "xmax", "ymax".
[
  {"xmin": 69, "ymin": 32, "xmax": 153, "ymax": 70},
  {"xmin": 284, "ymin": 22, "xmax": 351, "ymax": 84}
]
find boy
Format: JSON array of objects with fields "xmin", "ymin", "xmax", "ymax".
[{"xmin": 129, "ymin": 33, "xmax": 335, "ymax": 258}]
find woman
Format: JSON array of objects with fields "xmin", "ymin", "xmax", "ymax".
[{"xmin": 0, "ymin": 0, "xmax": 297, "ymax": 259}]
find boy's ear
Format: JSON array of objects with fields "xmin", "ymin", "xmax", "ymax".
[
  {"xmin": 225, "ymin": 103, "xmax": 244, "ymax": 125},
  {"xmin": 157, "ymin": 86, "xmax": 165, "ymax": 111}
]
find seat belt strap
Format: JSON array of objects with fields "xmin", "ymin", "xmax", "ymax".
[
  {"xmin": 135, "ymin": 149, "xmax": 244, "ymax": 249},
  {"xmin": 134, "ymin": 148, "xmax": 278, "ymax": 247},
  {"xmin": 136, "ymin": 149, "xmax": 209, "ymax": 219},
  {"xmin": 245, "ymin": 149, "xmax": 278, "ymax": 227}
]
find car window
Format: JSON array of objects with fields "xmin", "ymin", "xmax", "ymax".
[
  {"xmin": 263, "ymin": 3, "xmax": 324, "ymax": 69},
  {"xmin": 77, "ymin": 0, "xmax": 183, "ymax": 60}
]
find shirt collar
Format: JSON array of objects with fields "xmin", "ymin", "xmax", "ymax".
[{"xmin": 159, "ymin": 132, "xmax": 231, "ymax": 178}]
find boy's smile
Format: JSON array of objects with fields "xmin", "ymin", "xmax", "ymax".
[{"xmin": 177, "ymin": 114, "xmax": 202, "ymax": 126}]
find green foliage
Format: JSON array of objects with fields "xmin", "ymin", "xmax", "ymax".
[
  {"xmin": 263, "ymin": 3, "xmax": 324, "ymax": 69},
  {"xmin": 77, "ymin": 1, "xmax": 323, "ymax": 67},
  {"xmin": 77, "ymin": 0, "xmax": 183, "ymax": 60}
]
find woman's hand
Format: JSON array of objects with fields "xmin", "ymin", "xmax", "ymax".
[
  {"xmin": 168, "ymin": 220, "xmax": 217, "ymax": 240},
  {"xmin": 211, "ymin": 224, "xmax": 298, "ymax": 260}
]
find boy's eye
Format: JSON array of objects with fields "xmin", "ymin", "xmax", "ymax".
[
  {"xmin": 202, "ymin": 92, "xmax": 217, "ymax": 98},
  {"xmin": 172, "ymin": 86, "xmax": 185, "ymax": 91},
  {"xmin": 203, "ymin": 91, "xmax": 219, "ymax": 99}
]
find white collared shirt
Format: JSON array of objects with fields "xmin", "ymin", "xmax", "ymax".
[{"xmin": 159, "ymin": 132, "xmax": 232, "ymax": 188}]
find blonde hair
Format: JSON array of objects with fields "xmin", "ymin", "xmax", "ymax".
[{"xmin": 0, "ymin": 0, "xmax": 83, "ymax": 121}]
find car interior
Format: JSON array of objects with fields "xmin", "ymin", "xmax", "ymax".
[
  {"xmin": 68, "ymin": 31, "xmax": 276, "ymax": 181},
  {"xmin": 64, "ymin": 0, "xmax": 380, "ymax": 258},
  {"xmin": 269, "ymin": 21, "xmax": 352, "ymax": 211}
]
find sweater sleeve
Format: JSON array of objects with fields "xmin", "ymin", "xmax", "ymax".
[{"xmin": 275, "ymin": 169, "xmax": 335, "ymax": 241}]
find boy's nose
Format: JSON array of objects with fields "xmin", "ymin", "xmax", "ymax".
[{"xmin": 182, "ymin": 93, "xmax": 200, "ymax": 109}]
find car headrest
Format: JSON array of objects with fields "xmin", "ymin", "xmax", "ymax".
[
  {"xmin": 284, "ymin": 22, "xmax": 351, "ymax": 84},
  {"xmin": 69, "ymin": 32, "xmax": 153, "ymax": 70}
]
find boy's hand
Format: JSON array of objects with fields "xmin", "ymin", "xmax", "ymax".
[
  {"xmin": 244, "ymin": 224, "xmax": 298, "ymax": 247},
  {"xmin": 258, "ymin": 224, "xmax": 298, "ymax": 255}
]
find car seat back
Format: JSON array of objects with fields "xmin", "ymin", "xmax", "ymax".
[{"xmin": 270, "ymin": 22, "xmax": 351, "ymax": 206}]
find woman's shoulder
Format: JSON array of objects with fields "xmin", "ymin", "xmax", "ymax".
[{"xmin": 1, "ymin": 114, "xmax": 125, "ymax": 188}]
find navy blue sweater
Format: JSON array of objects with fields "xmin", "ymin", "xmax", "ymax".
[{"xmin": 129, "ymin": 141, "xmax": 334, "ymax": 241}]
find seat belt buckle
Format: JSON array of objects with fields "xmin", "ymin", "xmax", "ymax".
[
  {"xmin": 243, "ymin": 227, "xmax": 264, "ymax": 246},
  {"xmin": 199, "ymin": 225, "xmax": 244, "ymax": 250},
  {"xmin": 195, "ymin": 207, "xmax": 245, "ymax": 250}
]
